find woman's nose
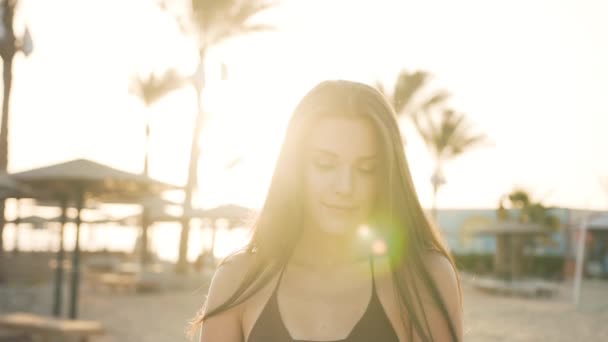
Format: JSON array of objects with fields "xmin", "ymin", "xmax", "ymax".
[{"xmin": 333, "ymin": 166, "xmax": 355, "ymax": 196}]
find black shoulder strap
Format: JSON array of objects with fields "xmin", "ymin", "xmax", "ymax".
[{"xmin": 369, "ymin": 255, "xmax": 377, "ymax": 292}]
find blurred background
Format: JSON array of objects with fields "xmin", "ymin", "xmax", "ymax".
[{"xmin": 0, "ymin": 0, "xmax": 607, "ymax": 341}]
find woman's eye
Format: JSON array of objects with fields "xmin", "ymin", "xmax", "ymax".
[
  {"xmin": 358, "ymin": 163, "xmax": 377, "ymax": 173},
  {"xmin": 313, "ymin": 159, "xmax": 335, "ymax": 170}
]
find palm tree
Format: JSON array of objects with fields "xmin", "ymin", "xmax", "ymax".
[
  {"xmin": 500, "ymin": 188, "xmax": 559, "ymax": 229},
  {"xmin": 0, "ymin": 0, "xmax": 32, "ymax": 281},
  {"xmin": 129, "ymin": 70, "xmax": 183, "ymax": 265},
  {"xmin": 129, "ymin": 70, "xmax": 184, "ymax": 176},
  {"xmin": 376, "ymin": 70, "xmax": 449, "ymax": 137},
  {"xmin": 495, "ymin": 188, "xmax": 560, "ymax": 279},
  {"xmin": 412, "ymin": 108, "xmax": 489, "ymax": 220},
  {"xmin": 161, "ymin": 0, "xmax": 276, "ymax": 273}
]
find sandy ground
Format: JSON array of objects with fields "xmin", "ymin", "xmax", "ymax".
[{"xmin": 1, "ymin": 274, "xmax": 607, "ymax": 341}]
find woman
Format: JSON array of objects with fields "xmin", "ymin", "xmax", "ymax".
[{"xmin": 191, "ymin": 80, "xmax": 463, "ymax": 341}]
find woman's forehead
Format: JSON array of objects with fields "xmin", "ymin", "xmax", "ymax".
[{"xmin": 307, "ymin": 117, "xmax": 379, "ymax": 157}]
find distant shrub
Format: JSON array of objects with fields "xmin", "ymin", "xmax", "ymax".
[{"xmin": 453, "ymin": 253, "xmax": 564, "ymax": 280}]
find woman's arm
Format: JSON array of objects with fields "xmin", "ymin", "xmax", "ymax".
[
  {"xmin": 198, "ymin": 254, "xmax": 251, "ymax": 342},
  {"xmin": 426, "ymin": 253, "xmax": 463, "ymax": 341},
  {"xmin": 414, "ymin": 252, "xmax": 463, "ymax": 341}
]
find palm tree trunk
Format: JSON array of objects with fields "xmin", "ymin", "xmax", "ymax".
[
  {"xmin": 432, "ymin": 182, "xmax": 439, "ymax": 221},
  {"xmin": 140, "ymin": 209, "xmax": 150, "ymax": 266},
  {"xmin": 139, "ymin": 120, "xmax": 151, "ymax": 267},
  {"xmin": 176, "ymin": 50, "xmax": 207, "ymax": 274},
  {"xmin": 0, "ymin": 53, "xmax": 15, "ymax": 283},
  {"xmin": 431, "ymin": 162, "xmax": 442, "ymax": 221},
  {"xmin": 209, "ymin": 223, "xmax": 217, "ymax": 260},
  {"xmin": 143, "ymin": 122, "xmax": 150, "ymax": 177}
]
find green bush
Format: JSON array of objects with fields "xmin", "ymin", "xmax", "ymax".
[
  {"xmin": 526, "ymin": 255, "xmax": 564, "ymax": 280},
  {"xmin": 453, "ymin": 253, "xmax": 494, "ymax": 274},
  {"xmin": 452, "ymin": 253, "xmax": 564, "ymax": 280}
]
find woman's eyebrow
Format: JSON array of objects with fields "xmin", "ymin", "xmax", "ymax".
[
  {"xmin": 311, "ymin": 148, "xmax": 338, "ymax": 156},
  {"xmin": 311, "ymin": 148, "xmax": 378, "ymax": 161}
]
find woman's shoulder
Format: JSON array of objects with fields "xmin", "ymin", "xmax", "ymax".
[
  {"xmin": 205, "ymin": 251, "xmax": 257, "ymax": 313},
  {"xmin": 420, "ymin": 249, "xmax": 458, "ymax": 279},
  {"xmin": 218, "ymin": 250, "xmax": 257, "ymax": 270},
  {"xmin": 406, "ymin": 250, "xmax": 463, "ymax": 340},
  {"xmin": 416, "ymin": 250, "xmax": 461, "ymax": 312}
]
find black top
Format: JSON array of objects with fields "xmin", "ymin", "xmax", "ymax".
[{"xmin": 247, "ymin": 257, "xmax": 401, "ymax": 342}]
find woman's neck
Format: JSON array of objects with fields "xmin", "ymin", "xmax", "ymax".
[{"xmin": 290, "ymin": 225, "xmax": 369, "ymax": 270}]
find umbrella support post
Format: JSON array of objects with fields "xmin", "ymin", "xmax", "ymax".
[
  {"xmin": 52, "ymin": 197, "xmax": 68, "ymax": 317},
  {"xmin": 141, "ymin": 207, "xmax": 149, "ymax": 268},
  {"xmin": 68, "ymin": 189, "xmax": 84, "ymax": 319}
]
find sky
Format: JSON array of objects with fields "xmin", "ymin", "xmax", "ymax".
[{"xmin": 5, "ymin": 0, "xmax": 608, "ymax": 211}]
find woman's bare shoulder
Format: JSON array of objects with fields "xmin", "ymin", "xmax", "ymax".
[
  {"xmin": 205, "ymin": 251, "xmax": 257, "ymax": 313},
  {"xmin": 419, "ymin": 250, "xmax": 463, "ymax": 340},
  {"xmin": 421, "ymin": 250, "xmax": 459, "ymax": 285}
]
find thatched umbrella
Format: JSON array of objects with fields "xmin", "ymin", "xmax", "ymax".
[
  {"xmin": 195, "ymin": 204, "xmax": 255, "ymax": 226},
  {"xmin": 101, "ymin": 195, "xmax": 181, "ymax": 266},
  {"xmin": 6, "ymin": 214, "xmax": 115, "ymax": 256},
  {"xmin": 11, "ymin": 158, "xmax": 179, "ymax": 319},
  {"xmin": 117, "ymin": 209, "xmax": 180, "ymax": 226},
  {"xmin": 0, "ymin": 179, "xmax": 71, "ymax": 315},
  {"xmin": 28, "ymin": 196, "xmax": 113, "ymax": 316},
  {"xmin": 185, "ymin": 204, "xmax": 255, "ymax": 258},
  {"xmin": 0, "ymin": 172, "xmax": 26, "ymax": 196},
  {"xmin": 0, "ymin": 173, "xmax": 35, "ymax": 226},
  {"xmin": 0, "ymin": 173, "xmax": 39, "ymax": 280},
  {"xmin": 115, "ymin": 202, "xmax": 254, "ymax": 262}
]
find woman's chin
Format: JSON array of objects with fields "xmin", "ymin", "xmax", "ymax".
[{"xmin": 318, "ymin": 221, "xmax": 358, "ymax": 236}]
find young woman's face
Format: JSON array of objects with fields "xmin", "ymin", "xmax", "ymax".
[{"xmin": 303, "ymin": 116, "xmax": 379, "ymax": 235}]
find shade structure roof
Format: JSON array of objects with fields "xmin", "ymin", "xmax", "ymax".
[
  {"xmin": 109, "ymin": 196, "xmax": 183, "ymax": 226},
  {"xmin": 475, "ymin": 222, "xmax": 549, "ymax": 236},
  {"xmin": 10, "ymin": 158, "xmax": 181, "ymax": 199}
]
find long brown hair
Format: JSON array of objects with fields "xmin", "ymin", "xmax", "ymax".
[{"xmin": 190, "ymin": 80, "xmax": 461, "ymax": 341}]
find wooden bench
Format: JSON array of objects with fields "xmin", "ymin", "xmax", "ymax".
[{"xmin": 0, "ymin": 312, "xmax": 104, "ymax": 342}]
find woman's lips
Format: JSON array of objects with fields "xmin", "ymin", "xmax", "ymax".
[{"xmin": 323, "ymin": 203, "xmax": 357, "ymax": 214}]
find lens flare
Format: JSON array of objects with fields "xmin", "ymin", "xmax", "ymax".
[
  {"xmin": 357, "ymin": 225, "xmax": 371, "ymax": 239},
  {"xmin": 372, "ymin": 239, "xmax": 387, "ymax": 256}
]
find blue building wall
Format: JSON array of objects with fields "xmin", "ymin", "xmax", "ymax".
[{"xmin": 432, "ymin": 208, "xmax": 591, "ymax": 256}]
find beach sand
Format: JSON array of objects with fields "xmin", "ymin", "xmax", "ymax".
[{"xmin": 2, "ymin": 274, "xmax": 607, "ymax": 341}]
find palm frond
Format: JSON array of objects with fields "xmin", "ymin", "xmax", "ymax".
[
  {"xmin": 508, "ymin": 189, "xmax": 531, "ymax": 209},
  {"xmin": 130, "ymin": 69, "xmax": 185, "ymax": 107},
  {"xmin": 190, "ymin": 0, "xmax": 276, "ymax": 48},
  {"xmin": 412, "ymin": 111, "xmax": 442, "ymax": 157},
  {"xmin": 210, "ymin": 23, "xmax": 275, "ymax": 46},
  {"xmin": 391, "ymin": 70, "xmax": 431, "ymax": 115},
  {"xmin": 421, "ymin": 91, "xmax": 450, "ymax": 111},
  {"xmin": 415, "ymin": 108, "xmax": 490, "ymax": 161}
]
